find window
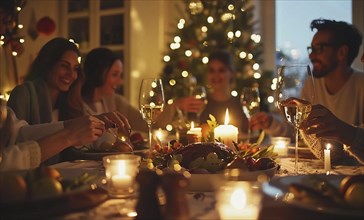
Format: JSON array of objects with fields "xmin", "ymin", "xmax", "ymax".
[{"xmin": 275, "ymin": 0, "xmax": 352, "ymax": 65}]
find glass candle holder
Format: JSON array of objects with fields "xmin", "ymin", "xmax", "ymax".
[
  {"xmin": 217, "ymin": 181, "xmax": 262, "ymax": 220},
  {"xmin": 103, "ymin": 154, "xmax": 141, "ymax": 198},
  {"xmin": 271, "ymin": 137, "xmax": 290, "ymax": 157}
]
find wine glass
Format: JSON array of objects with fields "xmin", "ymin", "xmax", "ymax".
[
  {"xmin": 240, "ymin": 86, "xmax": 260, "ymax": 143},
  {"xmin": 275, "ymin": 64, "xmax": 314, "ymax": 174},
  {"xmin": 139, "ymin": 78, "xmax": 165, "ymax": 154},
  {"xmin": 187, "ymin": 85, "xmax": 208, "ymax": 126}
]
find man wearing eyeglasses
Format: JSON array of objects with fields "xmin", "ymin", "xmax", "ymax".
[{"xmin": 250, "ymin": 18, "xmax": 363, "ymax": 163}]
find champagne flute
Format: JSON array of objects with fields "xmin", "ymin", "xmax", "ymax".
[
  {"xmin": 187, "ymin": 86, "xmax": 208, "ymax": 126},
  {"xmin": 240, "ymin": 86, "xmax": 260, "ymax": 143},
  {"xmin": 139, "ymin": 78, "xmax": 165, "ymax": 154},
  {"xmin": 275, "ymin": 64, "xmax": 314, "ymax": 174}
]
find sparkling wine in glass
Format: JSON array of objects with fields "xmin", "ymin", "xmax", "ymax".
[
  {"xmin": 275, "ymin": 64, "xmax": 314, "ymax": 174},
  {"xmin": 139, "ymin": 78, "xmax": 165, "ymax": 154},
  {"xmin": 187, "ymin": 85, "xmax": 208, "ymax": 126},
  {"xmin": 240, "ymin": 86, "xmax": 260, "ymax": 143}
]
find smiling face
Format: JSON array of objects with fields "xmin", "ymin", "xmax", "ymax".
[
  {"xmin": 47, "ymin": 50, "xmax": 80, "ymax": 93},
  {"xmin": 99, "ymin": 59, "xmax": 123, "ymax": 97},
  {"xmin": 309, "ymin": 30, "xmax": 340, "ymax": 78},
  {"xmin": 207, "ymin": 59, "xmax": 233, "ymax": 91}
]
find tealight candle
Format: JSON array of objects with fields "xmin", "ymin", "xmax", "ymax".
[
  {"xmin": 324, "ymin": 144, "xmax": 331, "ymax": 172},
  {"xmin": 103, "ymin": 154, "xmax": 141, "ymax": 198},
  {"xmin": 187, "ymin": 121, "xmax": 202, "ymax": 143},
  {"xmin": 214, "ymin": 109, "xmax": 238, "ymax": 150},
  {"xmin": 271, "ymin": 137, "xmax": 290, "ymax": 156},
  {"xmin": 217, "ymin": 181, "xmax": 261, "ymax": 220}
]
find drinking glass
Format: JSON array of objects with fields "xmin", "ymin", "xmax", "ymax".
[
  {"xmin": 275, "ymin": 65, "xmax": 314, "ymax": 174},
  {"xmin": 139, "ymin": 78, "xmax": 165, "ymax": 154},
  {"xmin": 240, "ymin": 86, "xmax": 260, "ymax": 143},
  {"xmin": 187, "ymin": 85, "xmax": 208, "ymax": 126}
]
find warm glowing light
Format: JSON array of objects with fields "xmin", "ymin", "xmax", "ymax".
[
  {"xmin": 164, "ymin": 55, "xmax": 171, "ymax": 62},
  {"xmin": 253, "ymin": 72, "xmax": 261, "ymax": 79},
  {"xmin": 201, "ymin": 26, "xmax": 208, "ymax": 32},
  {"xmin": 77, "ymin": 56, "xmax": 82, "ymax": 64},
  {"xmin": 224, "ymin": 109, "xmax": 230, "ymax": 125},
  {"xmin": 117, "ymin": 161, "xmax": 126, "ymax": 175},
  {"xmin": 239, "ymin": 52, "xmax": 247, "ymax": 59},
  {"xmin": 326, "ymin": 143, "xmax": 331, "ymax": 150},
  {"xmin": 228, "ymin": 4, "xmax": 235, "ymax": 11},
  {"xmin": 230, "ymin": 189, "xmax": 247, "ymax": 209},
  {"xmin": 202, "ymin": 57, "xmax": 209, "ymax": 64},
  {"xmin": 248, "ymin": 53, "xmax": 253, "ymax": 59},
  {"xmin": 167, "ymin": 99, "xmax": 173, "ymax": 104},
  {"xmin": 231, "ymin": 90, "xmax": 238, "ymax": 97},
  {"xmin": 253, "ymin": 63, "xmax": 259, "ymax": 70},
  {"xmin": 174, "ymin": 36, "xmax": 181, "ymax": 43},
  {"xmin": 235, "ymin": 30, "xmax": 241, "ymax": 37},
  {"xmin": 185, "ymin": 50, "xmax": 192, "ymax": 57},
  {"xmin": 19, "ymin": 38, "xmax": 25, "ymax": 43},
  {"xmin": 18, "ymin": 24, "xmax": 23, "ymax": 29},
  {"xmin": 181, "ymin": 71, "xmax": 189, "ymax": 77},
  {"xmin": 267, "ymin": 96, "xmax": 274, "ymax": 103},
  {"xmin": 166, "ymin": 124, "xmax": 173, "ymax": 131},
  {"xmin": 16, "ymin": 6, "xmax": 21, "ymax": 11},
  {"xmin": 169, "ymin": 79, "xmax": 176, "ymax": 86},
  {"xmin": 207, "ymin": 16, "xmax": 214, "ymax": 23},
  {"xmin": 12, "ymin": 51, "xmax": 17, "ymax": 56},
  {"xmin": 151, "ymin": 82, "xmax": 157, "ymax": 88}
]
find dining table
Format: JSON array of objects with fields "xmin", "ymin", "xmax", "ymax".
[{"xmin": 42, "ymin": 150, "xmax": 364, "ymax": 220}]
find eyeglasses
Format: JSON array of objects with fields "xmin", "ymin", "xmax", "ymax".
[{"xmin": 307, "ymin": 43, "xmax": 338, "ymax": 54}]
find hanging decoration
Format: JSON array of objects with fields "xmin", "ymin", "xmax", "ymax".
[{"xmin": 36, "ymin": 16, "xmax": 56, "ymax": 35}]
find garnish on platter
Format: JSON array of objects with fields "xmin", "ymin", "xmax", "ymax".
[{"xmin": 141, "ymin": 114, "xmax": 279, "ymax": 175}]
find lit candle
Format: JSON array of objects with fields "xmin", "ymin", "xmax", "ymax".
[
  {"xmin": 217, "ymin": 182, "xmax": 261, "ymax": 220},
  {"xmin": 187, "ymin": 121, "xmax": 202, "ymax": 143},
  {"xmin": 103, "ymin": 154, "xmax": 141, "ymax": 198},
  {"xmin": 111, "ymin": 160, "xmax": 132, "ymax": 188},
  {"xmin": 324, "ymin": 144, "xmax": 331, "ymax": 172},
  {"xmin": 272, "ymin": 137, "xmax": 290, "ymax": 156},
  {"xmin": 214, "ymin": 109, "xmax": 238, "ymax": 149}
]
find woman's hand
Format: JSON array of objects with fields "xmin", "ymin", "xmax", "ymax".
[
  {"xmin": 96, "ymin": 111, "xmax": 132, "ymax": 137},
  {"xmin": 64, "ymin": 116, "xmax": 105, "ymax": 146},
  {"xmin": 250, "ymin": 112, "xmax": 273, "ymax": 130},
  {"xmin": 174, "ymin": 96, "xmax": 206, "ymax": 113}
]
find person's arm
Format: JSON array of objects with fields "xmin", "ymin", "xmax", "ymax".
[{"xmin": 7, "ymin": 84, "xmax": 31, "ymax": 122}]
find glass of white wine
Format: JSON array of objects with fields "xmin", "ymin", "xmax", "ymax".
[
  {"xmin": 139, "ymin": 78, "xmax": 165, "ymax": 154},
  {"xmin": 275, "ymin": 64, "xmax": 314, "ymax": 174},
  {"xmin": 187, "ymin": 85, "xmax": 208, "ymax": 126},
  {"xmin": 240, "ymin": 86, "xmax": 260, "ymax": 143}
]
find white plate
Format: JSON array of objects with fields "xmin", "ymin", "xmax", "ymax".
[
  {"xmin": 189, "ymin": 166, "xmax": 278, "ymax": 192},
  {"xmin": 262, "ymin": 175, "xmax": 364, "ymax": 217}
]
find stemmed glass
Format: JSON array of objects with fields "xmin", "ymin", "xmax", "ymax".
[
  {"xmin": 240, "ymin": 86, "xmax": 260, "ymax": 143},
  {"xmin": 139, "ymin": 78, "xmax": 165, "ymax": 154},
  {"xmin": 275, "ymin": 65, "xmax": 314, "ymax": 174},
  {"xmin": 187, "ymin": 85, "xmax": 208, "ymax": 126}
]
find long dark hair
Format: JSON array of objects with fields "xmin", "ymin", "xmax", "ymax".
[
  {"xmin": 81, "ymin": 47, "xmax": 119, "ymax": 102},
  {"xmin": 25, "ymin": 37, "xmax": 84, "ymax": 120}
]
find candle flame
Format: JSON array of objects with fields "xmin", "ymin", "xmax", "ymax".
[
  {"xmin": 191, "ymin": 121, "xmax": 195, "ymax": 129},
  {"xmin": 117, "ymin": 161, "xmax": 126, "ymax": 175},
  {"xmin": 156, "ymin": 128, "xmax": 163, "ymax": 140},
  {"xmin": 230, "ymin": 188, "xmax": 247, "ymax": 209},
  {"xmin": 326, "ymin": 143, "xmax": 331, "ymax": 150},
  {"xmin": 224, "ymin": 108, "xmax": 230, "ymax": 125}
]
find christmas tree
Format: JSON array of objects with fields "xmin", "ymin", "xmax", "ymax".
[{"xmin": 160, "ymin": 0, "xmax": 272, "ymax": 110}]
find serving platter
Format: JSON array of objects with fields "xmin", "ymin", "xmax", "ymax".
[
  {"xmin": 262, "ymin": 174, "xmax": 364, "ymax": 217},
  {"xmin": 188, "ymin": 165, "xmax": 278, "ymax": 192}
]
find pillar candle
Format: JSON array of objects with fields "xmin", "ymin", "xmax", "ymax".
[
  {"xmin": 214, "ymin": 109, "xmax": 238, "ymax": 149},
  {"xmin": 324, "ymin": 144, "xmax": 331, "ymax": 172},
  {"xmin": 187, "ymin": 121, "xmax": 202, "ymax": 143}
]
